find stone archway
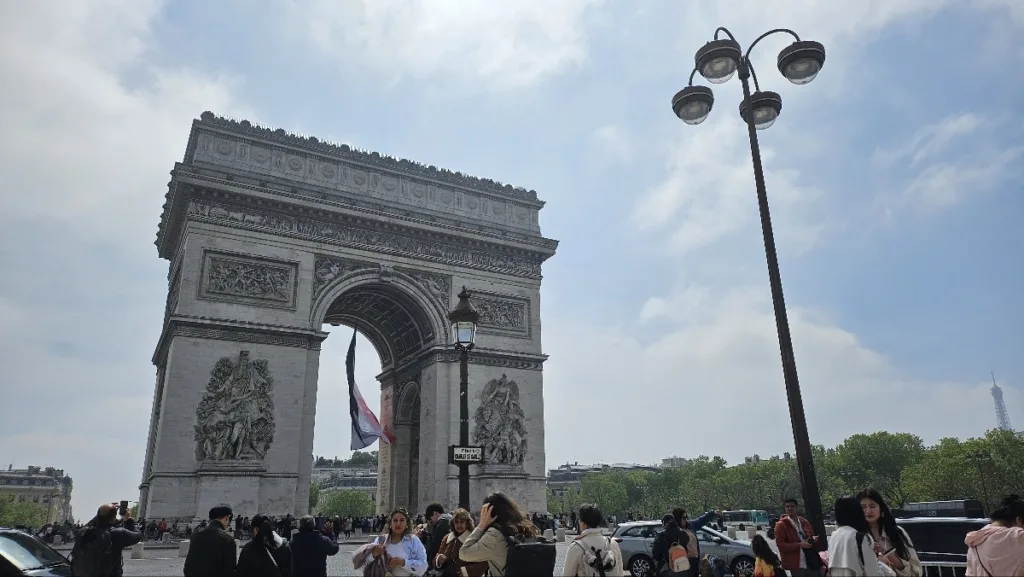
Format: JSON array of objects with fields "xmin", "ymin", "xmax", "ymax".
[{"xmin": 138, "ymin": 113, "xmax": 557, "ymax": 520}]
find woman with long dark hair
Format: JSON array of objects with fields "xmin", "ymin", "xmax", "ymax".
[
  {"xmin": 459, "ymin": 492, "xmax": 539, "ymax": 577},
  {"xmin": 237, "ymin": 515, "xmax": 287, "ymax": 577},
  {"xmin": 827, "ymin": 496, "xmax": 881, "ymax": 577},
  {"xmin": 365, "ymin": 508, "xmax": 428, "ymax": 576},
  {"xmin": 858, "ymin": 489, "xmax": 921, "ymax": 576},
  {"xmin": 965, "ymin": 494, "xmax": 1024, "ymax": 576},
  {"xmin": 750, "ymin": 534, "xmax": 783, "ymax": 577}
]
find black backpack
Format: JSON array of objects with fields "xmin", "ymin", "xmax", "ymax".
[
  {"xmin": 70, "ymin": 525, "xmax": 113, "ymax": 577},
  {"xmin": 504, "ymin": 534, "xmax": 557, "ymax": 577},
  {"xmin": 584, "ymin": 537, "xmax": 617, "ymax": 577}
]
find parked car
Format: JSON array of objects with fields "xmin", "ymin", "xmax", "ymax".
[
  {"xmin": 611, "ymin": 520, "xmax": 755, "ymax": 577},
  {"xmin": 895, "ymin": 517, "xmax": 988, "ymax": 577},
  {"xmin": 0, "ymin": 528, "xmax": 72, "ymax": 576}
]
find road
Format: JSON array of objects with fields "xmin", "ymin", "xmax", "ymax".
[{"xmin": 121, "ymin": 542, "xmax": 577, "ymax": 576}]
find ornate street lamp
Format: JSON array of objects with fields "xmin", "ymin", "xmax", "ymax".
[
  {"xmin": 671, "ymin": 27, "xmax": 828, "ymax": 541},
  {"xmin": 448, "ymin": 287, "xmax": 479, "ymax": 509}
]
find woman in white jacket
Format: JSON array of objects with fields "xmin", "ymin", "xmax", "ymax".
[
  {"xmin": 828, "ymin": 496, "xmax": 881, "ymax": 577},
  {"xmin": 563, "ymin": 504, "xmax": 623, "ymax": 577}
]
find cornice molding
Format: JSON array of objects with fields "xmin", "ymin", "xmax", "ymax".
[{"xmin": 152, "ymin": 316, "xmax": 327, "ymax": 366}]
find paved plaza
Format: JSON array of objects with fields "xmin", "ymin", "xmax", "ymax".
[{"xmin": 120, "ymin": 541, "xmax": 576, "ymax": 576}]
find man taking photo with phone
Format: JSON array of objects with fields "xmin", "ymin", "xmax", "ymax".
[{"xmin": 70, "ymin": 502, "xmax": 143, "ymax": 577}]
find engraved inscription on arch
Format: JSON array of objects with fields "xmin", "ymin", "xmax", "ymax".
[{"xmin": 199, "ymin": 250, "xmax": 298, "ymax": 309}]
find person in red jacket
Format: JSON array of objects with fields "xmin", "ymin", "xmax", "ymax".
[{"xmin": 773, "ymin": 498, "xmax": 820, "ymax": 577}]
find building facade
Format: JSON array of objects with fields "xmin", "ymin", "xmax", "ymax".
[
  {"xmin": 313, "ymin": 466, "xmax": 377, "ymax": 504},
  {"xmin": 0, "ymin": 465, "xmax": 73, "ymax": 525},
  {"xmin": 547, "ymin": 462, "xmax": 660, "ymax": 496}
]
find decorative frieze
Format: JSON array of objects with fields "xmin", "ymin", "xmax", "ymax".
[
  {"xmin": 187, "ymin": 200, "xmax": 543, "ymax": 278},
  {"xmin": 199, "ymin": 250, "xmax": 298, "ymax": 309},
  {"xmin": 473, "ymin": 292, "xmax": 530, "ymax": 337},
  {"xmin": 194, "ymin": 112, "xmax": 540, "ymax": 202}
]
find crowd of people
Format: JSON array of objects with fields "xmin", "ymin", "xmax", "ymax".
[
  {"xmin": 58, "ymin": 489, "xmax": 1024, "ymax": 576},
  {"xmin": 745, "ymin": 491, "xmax": 1024, "ymax": 577}
]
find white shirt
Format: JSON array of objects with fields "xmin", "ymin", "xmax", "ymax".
[{"xmin": 828, "ymin": 526, "xmax": 881, "ymax": 577}]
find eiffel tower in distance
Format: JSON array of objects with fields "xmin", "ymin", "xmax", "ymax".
[{"xmin": 991, "ymin": 372, "xmax": 1013, "ymax": 431}]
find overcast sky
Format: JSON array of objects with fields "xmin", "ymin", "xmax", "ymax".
[{"xmin": 2, "ymin": 0, "xmax": 1023, "ymax": 521}]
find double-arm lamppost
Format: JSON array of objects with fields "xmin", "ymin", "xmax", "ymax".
[
  {"xmin": 448, "ymin": 287, "xmax": 479, "ymax": 510},
  {"xmin": 671, "ymin": 27, "xmax": 828, "ymax": 540}
]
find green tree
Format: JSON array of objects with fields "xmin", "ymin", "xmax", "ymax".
[
  {"xmin": 309, "ymin": 482, "xmax": 321, "ymax": 513},
  {"xmin": 547, "ymin": 486, "xmax": 583, "ymax": 516},
  {"xmin": 579, "ymin": 472, "xmax": 629, "ymax": 516},
  {"xmin": 318, "ymin": 490, "xmax": 374, "ymax": 518},
  {"xmin": 0, "ymin": 495, "xmax": 48, "ymax": 528},
  {"xmin": 832, "ymin": 432, "xmax": 925, "ymax": 507}
]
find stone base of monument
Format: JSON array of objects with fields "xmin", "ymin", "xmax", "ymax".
[
  {"xmin": 196, "ymin": 460, "xmax": 269, "ymax": 518},
  {"xmin": 130, "ymin": 543, "xmax": 145, "ymax": 559},
  {"xmin": 473, "ymin": 464, "xmax": 545, "ymax": 514}
]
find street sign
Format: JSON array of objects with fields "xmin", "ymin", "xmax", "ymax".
[{"xmin": 449, "ymin": 445, "xmax": 484, "ymax": 464}]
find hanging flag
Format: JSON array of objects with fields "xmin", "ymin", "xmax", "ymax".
[{"xmin": 347, "ymin": 328, "xmax": 394, "ymax": 450}]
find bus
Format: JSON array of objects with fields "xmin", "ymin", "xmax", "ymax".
[
  {"xmin": 721, "ymin": 509, "xmax": 770, "ymax": 529},
  {"xmin": 894, "ymin": 499, "xmax": 985, "ymax": 519}
]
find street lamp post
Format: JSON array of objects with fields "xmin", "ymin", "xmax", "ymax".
[
  {"xmin": 671, "ymin": 27, "xmax": 828, "ymax": 540},
  {"xmin": 448, "ymin": 287, "xmax": 479, "ymax": 510}
]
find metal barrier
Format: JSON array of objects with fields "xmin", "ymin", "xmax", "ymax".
[{"xmin": 920, "ymin": 560, "xmax": 967, "ymax": 577}]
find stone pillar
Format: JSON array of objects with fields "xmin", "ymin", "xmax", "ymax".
[{"xmin": 142, "ymin": 320, "xmax": 326, "ymax": 520}]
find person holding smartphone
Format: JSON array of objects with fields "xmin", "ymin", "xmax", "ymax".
[{"xmin": 858, "ymin": 489, "xmax": 922, "ymax": 576}]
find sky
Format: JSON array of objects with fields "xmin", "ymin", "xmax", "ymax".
[{"xmin": 1, "ymin": 0, "xmax": 1023, "ymax": 521}]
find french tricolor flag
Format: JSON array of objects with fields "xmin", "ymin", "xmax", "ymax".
[{"xmin": 347, "ymin": 329, "xmax": 394, "ymax": 450}]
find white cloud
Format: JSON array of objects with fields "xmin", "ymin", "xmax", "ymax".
[
  {"xmin": 288, "ymin": 0, "xmax": 602, "ymax": 92},
  {"xmin": 631, "ymin": 117, "xmax": 825, "ymax": 256},
  {"xmin": 0, "ymin": 0, "xmax": 250, "ymax": 519},
  {"xmin": 871, "ymin": 114, "xmax": 1024, "ymax": 213},
  {"xmin": 590, "ymin": 124, "xmax": 633, "ymax": 163},
  {"xmin": 543, "ymin": 285, "xmax": 1024, "ymax": 467}
]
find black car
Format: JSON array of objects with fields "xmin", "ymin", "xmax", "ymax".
[
  {"xmin": 0, "ymin": 529, "xmax": 72, "ymax": 576},
  {"xmin": 895, "ymin": 517, "xmax": 988, "ymax": 577}
]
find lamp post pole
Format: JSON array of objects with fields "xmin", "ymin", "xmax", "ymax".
[
  {"xmin": 671, "ymin": 27, "xmax": 829, "ymax": 541},
  {"xmin": 458, "ymin": 345, "xmax": 470, "ymax": 509},
  {"xmin": 739, "ymin": 56, "xmax": 825, "ymax": 542},
  {"xmin": 449, "ymin": 287, "xmax": 479, "ymax": 511}
]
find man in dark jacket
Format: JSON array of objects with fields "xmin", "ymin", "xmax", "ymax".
[
  {"xmin": 290, "ymin": 515, "xmax": 339, "ymax": 577},
  {"xmin": 71, "ymin": 503, "xmax": 143, "ymax": 577},
  {"xmin": 423, "ymin": 503, "xmax": 451, "ymax": 564},
  {"xmin": 183, "ymin": 505, "xmax": 237, "ymax": 577}
]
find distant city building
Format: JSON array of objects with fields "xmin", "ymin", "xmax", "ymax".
[
  {"xmin": 744, "ymin": 453, "xmax": 792, "ymax": 464},
  {"xmin": 661, "ymin": 456, "xmax": 691, "ymax": 468},
  {"xmin": 547, "ymin": 462, "xmax": 660, "ymax": 496},
  {"xmin": 312, "ymin": 466, "xmax": 377, "ymax": 504},
  {"xmin": 0, "ymin": 465, "xmax": 73, "ymax": 524}
]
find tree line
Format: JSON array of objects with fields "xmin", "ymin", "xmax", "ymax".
[{"xmin": 547, "ymin": 429, "xmax": 1024, "ymax": 519}]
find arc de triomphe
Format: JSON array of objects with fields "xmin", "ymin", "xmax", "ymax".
[{"xmin": 138, "ymin": 113, "xmax": 557, "ymax": 520}]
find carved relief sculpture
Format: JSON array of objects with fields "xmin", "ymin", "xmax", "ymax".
[
  {"xmin": 313, "ymin": 255, "xmax": 374, "ymax": 296},
  {"xmin": 472, "ymin": 374, "xmax": 527, "ymax": 466},
  {"xmin": 207, "ymin": 256, "xmax": 291, "ymax": 302},
  {"xmin": 476, "ymin": 297, "xmax": 526, "ymax": 330},
  {"xmin": 194, "ymin": 351, "xmax": 277, "ymax": 462},
  {"xmin": 404, "ymin": 270, "xmax": 451, "ymax": 313}
]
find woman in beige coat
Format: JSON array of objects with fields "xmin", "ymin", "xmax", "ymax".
[{"xmin": 458, "ymin": 492, "xmax": 538, "ymax": 577}]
